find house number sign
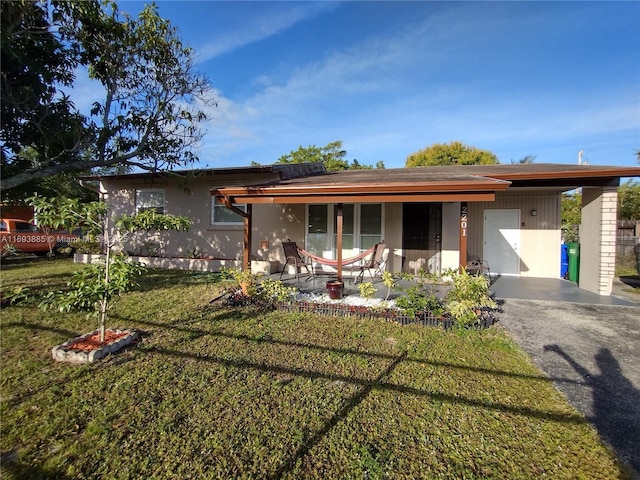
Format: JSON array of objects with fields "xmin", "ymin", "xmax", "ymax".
[{"xmin": 460, "ymin": 203, "xmax": 468, "ymax": 237}]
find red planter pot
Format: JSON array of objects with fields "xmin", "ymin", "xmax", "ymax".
[{"xmin": 326, "ymin": 280, "xmax": 344, "ymax": 300}]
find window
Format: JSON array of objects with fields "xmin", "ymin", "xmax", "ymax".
[
  {"xmin": 0, "ymin": 221, "xmax": 6, "ymax": 232},
  {"xmin": 136, "ymin": 189, "xmax": 165, "ymax": 214},
  {"xmin": 306, "ymin": 203, "xmax": 383, "ymax": 258},
  {"xmin": 211, "ymin": 196, "xmax": 247, "ymax": 225},
  {"xmin": 360, "ymin": 204, "xmax": 382, "ymax": 250}
]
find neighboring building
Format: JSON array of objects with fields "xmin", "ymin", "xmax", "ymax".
[{"xmin": 88, "ymin": 162, "xmax": 640, "ymax": 297}]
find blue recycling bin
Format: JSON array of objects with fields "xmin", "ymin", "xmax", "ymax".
[{"xmin": 561, "ymin": 244, "xmax": 569, "ymax": 279}]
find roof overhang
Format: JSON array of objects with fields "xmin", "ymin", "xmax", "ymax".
[{"xmin": 212, "ymin": 177, "xmax": 511, "ymax": 204}]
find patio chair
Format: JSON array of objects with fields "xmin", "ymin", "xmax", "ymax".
[
  {"xmin": 354, "ymin": 241, "xmax": 388, "ymax": 284},
  {"xmin": 279, "ymin": 240, "xmax": 314, "ymax": 282},
  {"xmin": 466, "ymin": 255, "xmax": 491, "ymax": 280}
]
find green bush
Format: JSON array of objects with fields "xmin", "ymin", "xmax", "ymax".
[
  {"xmin": 358, "ymin": 282, "xmax": 376, "ymax": 299},
  {"xmin": 443, "ymin": 268, "xmax": 497, "ymax": 327},
  {"xmin": 395, "ymin": 284, "xmax": 444, "ymax": 319},
  {"xmin": 256, "ymin": 278, "xmax": 298, "ymax": 305},
  {"xmin": 73, "ymin": 240, "xmax": 102, "ymax": 254}
]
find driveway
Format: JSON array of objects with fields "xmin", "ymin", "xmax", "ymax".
[{"xmin": 498, "ymin": 297, "xmax": 640, "ymax": 478}]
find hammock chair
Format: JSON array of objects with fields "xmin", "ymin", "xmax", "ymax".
[{"xmin": 297, "ymin": 244, "xmax": 376, "ymax": 268}]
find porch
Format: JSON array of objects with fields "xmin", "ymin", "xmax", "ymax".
[{"xmin": 271, "ymin": 271, "xmax": 636, "ymax": 307}]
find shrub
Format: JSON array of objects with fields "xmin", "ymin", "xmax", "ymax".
[
  {"xmin": 381, "ymin": 271, "xmax": 395, "ymax": 300},
  {"xmin": 73, "ymin": 240, "xmax": 102, "ymax": 254},
  {"xmin": 358, "ymin": 282, "xmax": 376, "ymax": 299},
  {"xmin": 221, "ymin": 267, "xmax": 259, "ymax": 296},
  {"xmin": 395, "ymin": 284, "xmax": 444, "ymax": 319},
  {"xmin": 443, "ymin": 268, "xmax": 497, "ymax": 327},
  {"xmin": 256, "ymin": 278, "xmax": 298, "ymax": 305}
]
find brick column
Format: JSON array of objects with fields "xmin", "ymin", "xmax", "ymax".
[{"xmin": 579, "ymin": 186, "xmax": 618, "ymax": 295}]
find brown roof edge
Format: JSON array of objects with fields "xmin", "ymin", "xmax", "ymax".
[
  {"xmin": 487, "ymin": 166, "xmax": 640, "ymax": 181},
  {"xmin": 226, "ymin": 192, "xmax": 498, "ymax": 204},
  {"xmin": 212, "ymin": 178, "xmax": 511, "ymax": 197}
]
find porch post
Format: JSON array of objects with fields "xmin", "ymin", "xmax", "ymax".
[
  {"xmin": 336, "ymin": 203, "xmax": 343, "ymax": 281},
  {"xmin": 579, "ymin": 186, "xmax": 618, "ymax": 295},
  {"xmin": 243, "ymin": 204, "xmax": 252, "ymax": 271},
  {"xmin": 459, "ymin": 202, "xmax": 468, "ymax": 270}
]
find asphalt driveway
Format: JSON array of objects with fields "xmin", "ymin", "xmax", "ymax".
[{"xmin": 498, "ymin": 298, "xmax": 640, "ymax": 478}]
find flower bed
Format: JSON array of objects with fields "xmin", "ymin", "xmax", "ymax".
[
  {"xmin": 219, "ymin": 290, "xmax": 498, "ymax": 330},
  {"xmin": 274, "ymin": 300, "xmax": 497, "ymax": 329}
]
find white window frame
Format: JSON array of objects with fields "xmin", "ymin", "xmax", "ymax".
[
  {"xmin": 305, "ymin": 203, "xmax": 384, "ymax": 257},
  {"xmin": 135, "ymin": 189, "xmax": 165, "ymax": 214},
  {"xmin": 211, "ymin": 196, "xmax": 247, "ymax": 226}
]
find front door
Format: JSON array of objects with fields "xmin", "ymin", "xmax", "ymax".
[
  {"xmin": 483, "ymin": 209, "xmax": 520, "ymax": 276},
  {"xmin": 402, "ymin": 203, "xmax": 442, "ymax": 274}
]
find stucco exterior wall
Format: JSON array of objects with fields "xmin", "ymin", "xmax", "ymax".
[
  {"xmin": 252, "ymin": 204, "xmax": 306, "ymax": 266},
  {"xmin": 101, "ymin": 172, "xmax": 281, "ymax": 260},
  {"xmin": 467, "ymin": 191, "xmax": 561, "ymax": 278}
]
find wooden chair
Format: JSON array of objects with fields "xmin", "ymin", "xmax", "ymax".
[
  {"xmin": 354, "ymin": 241, "xmax": 388, "ymax": 284},
  {"xmin": 279, "ymin": 240, "xmax": 314, "ymax": 282}
]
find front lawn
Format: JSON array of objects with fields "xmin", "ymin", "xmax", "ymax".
[{"xmin": 0, "ymin": 260, "xmax": 627, "ymax": 479}]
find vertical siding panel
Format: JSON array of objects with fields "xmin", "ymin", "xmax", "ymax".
[{"xmin": 467, "ymin": 192, "xmax": 561, "ymax": 278}]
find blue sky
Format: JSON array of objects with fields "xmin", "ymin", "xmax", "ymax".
[{"xmin": 111, "ymin": 1, "xmax": 639, "ymax": 168}]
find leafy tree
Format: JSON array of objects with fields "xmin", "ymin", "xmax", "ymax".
[
  {"xmin": 561, "ymin": 191, "xmax": 582, "ymax": 243},
  {"xmin": 28, "ymin": 195, "xmax": 191, "ymax": 342},
  {"xmin": 618, "ymin": 180, "xmax": 640, "ymax": 221},
  {"xmin": 2, "ymin": 145, "xmax": 97, "ymax": 202},
  {"xmin": 1, "ymin": 1, "xmax": 91, "ymax": 196},
  {"xmin": 1, "ymin": 1, "xmax": 214, "ymax": 192},
  {"xmin": 276, "ymin": 140, "xmax": 384, "ymax": 171},
  {"xmin": 406, "ymin": 141, "xmax": 499, "ymax": 167}
]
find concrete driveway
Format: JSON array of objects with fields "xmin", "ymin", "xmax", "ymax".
[{"xmin": 498, "ymin": 297, "xmax": 640, "ymax": 478}]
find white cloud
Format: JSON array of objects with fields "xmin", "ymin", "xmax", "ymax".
[{"xmin": 196, "ymin": 3, "xmax": 339, "ymax": 63}]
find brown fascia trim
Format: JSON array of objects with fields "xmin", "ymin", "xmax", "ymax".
[
  {"xmin": 486, "ymin": 166, "xmax": 640, "ymax": 182},
  {"xmin": 212, "ymin": 178, "xmax": 511, "ymax": 197},
  {"xmin": 221, "ymin": 192, "xmax": 497, "ymax": 204}
]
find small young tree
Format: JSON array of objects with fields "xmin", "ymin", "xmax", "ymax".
[{"xmin": 28, "ymin": 195, "xmax": 191, "ymax": 341}]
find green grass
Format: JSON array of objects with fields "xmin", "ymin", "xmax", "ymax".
[
  {"xmin": 1, "ymin": 259, "xmax": 628, "ymax": 479},
  {"xmin": 616, "ymin": 254, "xmax": 639, "ymax": 278}
]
